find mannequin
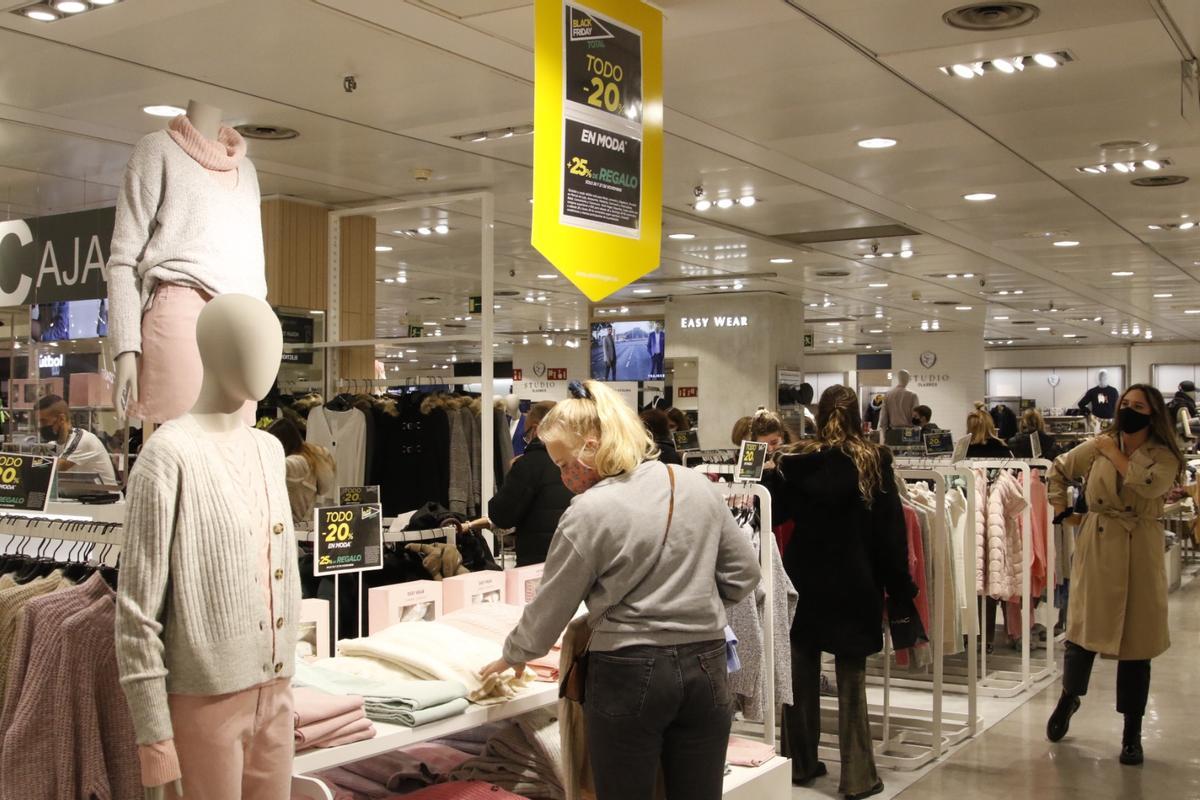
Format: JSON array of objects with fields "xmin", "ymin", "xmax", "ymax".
[
  {"xmin": 108, "ymin": 98, "xmax": 266, "ymax": 425},
  {"xmin": 116, "ymin": 295, "xmax": 298, "ymax": 800},
  {"xmin": 878, "ymin": 369, "xmax": 919, "ymax": 431},
  {"xmin": 1077, "ymin": 370, "xmax": 1119, "ymax": 420}
]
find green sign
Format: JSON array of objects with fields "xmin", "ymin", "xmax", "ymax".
[
  {"xmin": 803, "ymin": 333, "xmax": 814, "ymax": 348},
  {"xmin": 468, "ymin": 296, "xmax": 482, "ymax": 314},
  {"xmin": 407, "ymin": 325, "xmax": 424, "ymax": 338}
]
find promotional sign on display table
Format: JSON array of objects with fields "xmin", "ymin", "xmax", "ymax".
[
  {"xmin": 736, "ymin": 441, "xmax": 768, "ymax": 483},
  {"xmin": 923, "ymin": 431, "xmax": 954, "ymax": 456},
  {"xmin": 532, "ymin": 0, "xmax": 663, "ymax": 301},
  {"xmin": 338, "ymin": 485, "xmax": 381, "ymax": 506},
  {"xmin": 673, "ymin": 429, "xmax": 700, "ymax": 452},
  {"xmin": 0, "ymin": 453, "xmax": 56, "ymax": 511},
  {"xmin": 313, "ymin": 503, "xmax": 384, "ymax": 577}
]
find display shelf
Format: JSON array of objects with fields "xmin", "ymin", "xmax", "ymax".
[
  {"xmin": 292, "ymin": 681, "xmax": 560, "ymax": 774},
  {"xmin": 721, "ymin": 756, "xmax": 791, "ymax": 800}
]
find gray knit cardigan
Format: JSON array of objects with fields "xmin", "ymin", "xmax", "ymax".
[{"xmin": 115, "ymin": 416, "xmax": 301, "ymax": 744}]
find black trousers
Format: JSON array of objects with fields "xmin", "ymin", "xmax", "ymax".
[
  {"xmin": 781, "ymin": 646, "xmax": 879, "ymax": 796},
  {"xmin": 584, "ymin": 640, "xmax": 733, "ymax": 800},
  {"xmin": 1062, "ymin": 640, "xmax": 1151, "ymax": 716}
]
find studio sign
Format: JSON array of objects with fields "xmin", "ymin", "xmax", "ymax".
[
  {"xmin": 679, "ymin": 315, "xmax": 750, "ymax": 329},
  {"xmin": 0, "ymin": 207, "xmax": 115, "ymax": 307},
  {"xmin": 913, "ymin": 372, "xmax": 951, "ymax": 388}
]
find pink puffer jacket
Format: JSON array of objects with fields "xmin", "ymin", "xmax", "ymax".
[
  {"xmin": 973, "ymin": 468, "xmax": 988, "ymax": 594},
  {"xmin": 986, "ymin": 471, "xmax": 1028, "ymax": 599}
]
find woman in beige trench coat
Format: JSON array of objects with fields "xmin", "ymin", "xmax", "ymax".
[{"xmin": 1045, "ymin": 384, "xmax": 1183, "ymax": 766}]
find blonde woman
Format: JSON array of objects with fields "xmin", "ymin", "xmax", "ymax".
[
  {"xmin": 965, "ymin": 402, "xmax": 1015, "ymax": 459},
  {"xmin": 1007, "ymin": 408, "xmax": 1060, "ymax": 459},
  {"xmin": 481, "ymin": 380, "xmax": 760, "ymax": 800}
]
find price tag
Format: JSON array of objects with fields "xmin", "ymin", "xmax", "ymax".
[
  {"xmin": 672, "ymin": 429, "xmax": 700, "ymax": 451},
  {"xmin": 338, "ymin": 485, "xmax": 381, "ymax": 505},
  {"xmin": 736, "ymin": 440, "xmax": 768, "ymax": 483},
  {"xmin": 923, "ymin": 432, "xmax": 953, "ymax": 455},
  {"xmin": 313, "ymin": 503, "xmax": 384, "ymax": 577},
  {"xmin": 0, "ymin": 453, "xmax": 55, "ymax": 511}
]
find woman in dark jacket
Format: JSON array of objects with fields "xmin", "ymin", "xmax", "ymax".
[
  {"xmin": 640, "ymin": 408, "xmax": 683, "ymax": 465},
  {"xmin": 1007, "ymin": 408, "xmax": 1060, "ymax": 460},
  {"xmin": 485, "ymin": 401, "xmax": 574, "ymax": 566},
  {"xmin": 776, "ymin": 386, "xmax": 916, "ymax": 800},
  {"xmin": 965, "ymin": 402, "xmax": 1015, "ymax": 459}
]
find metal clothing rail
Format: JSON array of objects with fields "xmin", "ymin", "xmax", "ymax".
[{"xmin": 0, "ymin": 512, "xmax": 123, "ymax": 546}]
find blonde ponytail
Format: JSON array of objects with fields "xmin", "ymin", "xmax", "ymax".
[
  {"xmin": 967, "ymin": 402, "xmax": 998, "ymax": 445},
  {"xmin": 538, "ymin": 380, "xmax": 657, "ymax": 477}
]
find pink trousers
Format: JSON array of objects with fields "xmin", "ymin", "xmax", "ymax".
[
  {"xmin": 166, "ymin": 679, "xmax": 294, "ymax": 800},
  {"xmin": 134, "ymin": 283, "xmax": 254, "ymax": 425}
]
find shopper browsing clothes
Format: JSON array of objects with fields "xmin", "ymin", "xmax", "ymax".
[
  {"xmin": 964, "ymin": 402, "xmax": 1015, "ymax": 458},
  {"xmin": 481, "ymin": 380, "xmax": 760, "ymax": 800},
  {"xmin": 666, "ymin": 407, "xmax": 691, "ymax": 433},
  {"xmin": 1045, "ymin": 384, "xmax": 1183, "ymax": 765},
  {"xmin": 267, "ymin": 418, "xmax": 335, "ymax": 524},
  {"xmin": 774, "ymin": 386, "xmax": 916, "ymax": 799},
  {"xmin": 483, "ymin": 401, "xmax": 573, "ymax": 566}
]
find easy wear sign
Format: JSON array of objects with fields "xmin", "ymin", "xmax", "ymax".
[
  {"xmin": 532, "ymin": 0, "xmax": 663, "ymax": 301},
  {"xmin": 0, "ymin": 207, "xmax": 113, "ymax": 307}
]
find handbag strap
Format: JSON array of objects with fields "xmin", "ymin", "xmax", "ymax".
[{"xmin": 584, "ymin": 463, "xmax": 676, "ymax": 652}]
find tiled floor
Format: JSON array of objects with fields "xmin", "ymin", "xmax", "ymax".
[{"xmin": 794, "ymin": 567, "xmax": 1200, "ymax": 800}]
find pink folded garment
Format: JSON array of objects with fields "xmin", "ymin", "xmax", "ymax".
[
  {"xmin": 726, "ymin": 735, "xmax": 776, "ymax": 768},
  {"xmin": 342, "ymin": 743, "xmax": 474, "ymax": 792},
  {"xmin": 312, "ymin": 717, "xmax": 377, "ymax": 748},
  {"xmin": 297, "ymin": 711, "xmax": 373, "ymax": 750},
  {"xmin": 384, "ymin": 781, "xmax": 531, "ymax": 799},
  {"xmin": 294, "ymin": 686, "xmax": 366, "ymax": 727}
]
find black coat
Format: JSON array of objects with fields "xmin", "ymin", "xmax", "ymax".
[
  {"xmin": 966, "ymin": 439, "xmax": 1014, "ymax": 459},
  {"xmin": 654, "ymin": 438, "xmax": 683, "ymax": 465},
  {"xmin": 777, "ymin": 447, "xmax": 915, "ymax": 658},
  {"xmin": 487, "ymin": 438, "xmax": 574, "ymax": 566},
  {"xmin": 1007, "ymin": 431, "xmax": 1060, "ymax": 460}
]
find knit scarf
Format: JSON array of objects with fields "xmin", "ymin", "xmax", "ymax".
[{"xmin": 167, "ymin": 114, "xmax": 246, "ymax": 171}]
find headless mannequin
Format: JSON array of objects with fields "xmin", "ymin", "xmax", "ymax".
[
  {"xmin": 142, "ymin": 295, "xmax": 284, "ymax": 800},
  {"xmin": 879, "ymin": 369, "xmax": 920, "ymax": 431},
  {"xmin": 112, "ymin": 99, "xmax": 224, "ymax": 424},
  {"xmin": 1078, "ymin": 369, "xmax": 1118, "ymax": 421}
]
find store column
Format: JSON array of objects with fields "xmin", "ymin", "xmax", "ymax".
[
  {"xmin": 890, "ymin": 332, "xmax": 985, "ymax": 439},
  {"xmin": 337, "ymin": 215, "xmax": 377, "ymax": 380},
  {"xmin": 261, "ymin": 198, "xmax": 329, "ymax": 311},
  {"xmin": 666, "ymin": 293, "xmax": 804, "ymax": 449}
]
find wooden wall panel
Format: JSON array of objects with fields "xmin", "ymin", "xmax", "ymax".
[
  {"xmin": 261, "ymin": 198, "xmax": 329, "ymax": 312},
  {"xmin": 339, "ymin": 215, "xmax": 376, "ymax": 380}
]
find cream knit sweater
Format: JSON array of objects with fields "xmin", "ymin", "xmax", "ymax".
[
  {"xmin": 106, "ymin": 129, "xmax": 266, "ymax": 356},
  {"xmin": 115, "ymin": 416, "xmax": 301, "ymax": 745}
]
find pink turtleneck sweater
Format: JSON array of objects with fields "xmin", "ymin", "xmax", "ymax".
[{"xmin": 167, "ymin": 114, "xmax": 244, "ymax": 189}]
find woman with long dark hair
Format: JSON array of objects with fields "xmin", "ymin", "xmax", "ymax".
[
  {"xmin": 1045, "ymin": 384, "xmax": 1183, "ymax": 765},
  {"xmin": 775, "ymin": 385, "xmax": 916, "ymax": 799}
]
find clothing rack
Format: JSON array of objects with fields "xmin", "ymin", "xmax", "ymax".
[{"xmin": 0, "ymin": 512, "xmax": 123, "ymax": 547}]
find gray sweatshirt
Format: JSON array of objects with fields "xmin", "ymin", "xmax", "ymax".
[{"xmin": 503, "ymin": 460, "xmax": 760, "ymax": 663}]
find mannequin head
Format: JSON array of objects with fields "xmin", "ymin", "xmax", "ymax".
[
  {"xmin": 897, "ymin": 369, "xmax": 911, "ymax": 388},
  {"xmin": 504, "ymin": 394, "xmax": 520, "ymax": 419},
  {"xmin": 1097, "ymin": 370, "xmax": 1109, "ymax": 388},
  {"xmin": 192, "ymin": 294, "xmax": 282, "ymax": 414}
]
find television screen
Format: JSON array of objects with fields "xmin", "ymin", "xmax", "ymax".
[
  {"xmin": 31, "ymin": 299, "xmax": 108, "ymax": 342},
  {"xmin": 590, "ymin": 320, "xmax": 665, "ymax": 382}
]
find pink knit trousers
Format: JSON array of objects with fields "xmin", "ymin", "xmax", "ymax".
[{"xmin": 167, "ymin": 679, "xmax": 294, "ymax": 800}]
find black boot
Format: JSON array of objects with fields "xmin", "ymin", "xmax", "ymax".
[
  {"xmin": 1120, "ymin": 714, "xmax": 1144, "ymax": 765},
  {"xmin": 1046, "ymin": 691, "xmax": 1081, "ymax": 742}
]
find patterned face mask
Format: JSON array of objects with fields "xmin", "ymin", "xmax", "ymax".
[{"xmin": 559, "ymin": 454, "xmax": 602, "ymax": 495}]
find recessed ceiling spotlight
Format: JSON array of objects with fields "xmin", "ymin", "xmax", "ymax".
[
  {"xmin": 868, "ymin": 283, "xmax": 889, "ymax": 288},
  {"xmin": 1032, "ymin": 52, "xmax": 1058, "ymax": 68},
  {"xmin": 143, "ymin": 104, "xmax": 185, "ymax": 117},
  {"xmin": 1036, "ymin": 326, "xmax": 1051, "ymax": 331},
  {"xmin": 938, "ymin": 49, "xmax": 1071, "ymax": 78},
  {"xmin": 1053, "ymin": 240, "xmax": 1080, "ymax": 247},
  {"xmin": 52, "ymin": 0, "xmax": 87, "ymax": 12},
  {"xmin": 881, "ymin": 252, "xmax": 895, "ymax": 258},
  {"xmin": 417, "ymin": 227, "xmax": 432, "ymax": 236},
  {"xmin": 994, "ymin": 315, "xmax": 1010, "ymax": 320},
  {"xmin": 537, "ymin": 273, "xmax": 557, "ymax": 280},
  {"xmin": 770, "ymin": 257, "xmax": 793, "ymax": 264},
  {"xmin": 375, "ymin": 245, "xmax": 393, "ymax": 253},
  {"xmin": 857, "ymin": 137, "xmax": 897, "ymax": 149},
  {"xmin": 1184, "ymin": 309, "xmax": 1200, "ymax": 315},
  {"xmin": 632, "ymin": 288, "xmax": 652, "ymax": 295},
  {"xmin": 956, "ymin": 306, "xmax": 973, "ymax": 311},
  {"xmin": 434, "ymin": 224, "xmax": 450, "ymax": 235},
  {"xmin": 694, "ymin": 199, "xmax": 712, "ymax": 211},
  {"xmin": 1075, "ymin": 158, "xmax": 1171, "ymax": 175},
  {"xmin": 738, "ymin": 196, "xmax": 758, "ymax": 208},
  {"xmin": 951, "ymin": 63, "xmax": 977, "ymax": 79},
  {"xmin": 668, "ymin": 233, "xmax": 695, "ymax": 240},
  {"xmin": 963, "ymin": 192, "xmax": 997, "ymax": 201},
  {"xmin": 1111, "ymin": 270, "xmax": 1134, "ymax": 277},
  {"xmin": 716, "ymin": 198, "xmax": 735, "ymax": 210},
  {"xmin": 900, "ymin": 250, "xmax": 914, "ymax": 259},
  {"xmin": 21, "ymin": 4, "xmax": 58, "ymax": 20},
  {"xmin": 863, "ymin": 253, "xmax": 876, "ymax": 259},
  {"xmin": 869, "ymin": 329, "xmax": 884, "ymax": 334}
]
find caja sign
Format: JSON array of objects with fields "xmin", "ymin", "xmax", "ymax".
[{"xmin": 0, "ymin": 207, "xmax": 114, "ymax": 307}]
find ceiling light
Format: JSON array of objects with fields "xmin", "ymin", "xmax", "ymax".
[
  {"xmin": 738, "ymin": 196, "xmax": 758, "ymax": 208},
  {"xmin": 992, "ymin": 58, "xmax": 1015, "ymax": 74},
  {"xmin": 1063, "ymin": 333, "xmax": 1078, "ymax": 338},
  {"xmin": 1013, "ymin": 289, "xmax": 1024, "ymax": 295},
  {"xmin": 863, "ymin": 253, "xmax": 876, "ymax": 259},
  {"xmin": 1154, "ymin": 293, "xmax": 1173, "ymax": 298},
  {"xmin": 994, "ymin": 315, "xmax": 1010, "ymax": 320},
  {"xmin": 1185, "ymin": 309, "xmax": 1200, "ymax": 315},
  {"xmin": 716, "ymin": 198, "xmax": 735, "ymax": 209},
  {"xmin": 633, "ymin": 287, "xmax": 652, "ymax": 295},
  {"xmin": 899, "ymin": 250, "xmax": 914, "ymax": 259},
  {"xmin": 434, "ymin": 224, "xmax": 450, "ymax": 235},
  {"xmin": 668, "ymin": 233, "xmax": 695, "ymax": 240},
  {"xmin": 383, "ymin": 278, "xmax": 394, "ymax": 284},
  {"xmin": 1053, "ymin": 240, "xmax": 1080, "ymax": 247},
  {"xmin": 1076, "ymin": 158, "xmax": 1172, "ymax": 175},
  {"xmin": 1148, "ymin": 224, "xmax": 1163, "ymax": 230},
  {"xmin": 396, "ymin": 275, "xmax": 407, "ymax": 284},
  {"xmin": 1033, "ymin": 52, "xmax": 1058, "ymax": 68},
  {"xmin": 1113, "ymin": 162, "xmax": 1131, "ymax": 173},
  {"xmin": 857, "ymin": 137, "xmax": 897, "ymax": 149},
  {"xmin": 962, "ymin": 272, "xmax": 976, "ymax": 278},
  {"xmin": 881, "ymin": 252, "xmax": 895, "ymax": 258},
  {"xmin": 1036, "ymin": 327, "xmax": 1051, "ymax": 331},
  {"xmin": 417, "ymin": 227, "xmax": 432, "ymax": 236},
  {"xmin": 537, "ymin": 273, "xmax": 557, "ymax": 280},
  {"xmin": 1143, "ymin": 159, "xmax": 1161, "ymax": 170},
  {"xmin": 770, "ymin": 257, "xmax": 793, "ymax": 264},
  {"xmin": 956, "ymin": 306, "xmax": 973, "ymax": 311},
  {"xmin": 22, "ymin": 5, "xmax": 58, "ymax": 20},
  {"xmin": 868, "ymin": 283, "xmax": 889, "ymax": 288},
  {"xmin": 694, "ymin": 200, "xmax": 712, "ymax": 211},
  {"xmin": 951, "ymin": 63, "xmax": 976, "ymax": 79},
  {"xmin": 52, "ymin": 0, "xmax": 87, "ymax": 12},
  {"xmin": 375, "ymin": 245, "xmax": 393, "ymax": 253},
  {"xmin": 143, "ymin": 104, "xmax": 185, "ymax": 117},
  {"xmin": 869, "ymin": 329, "xmax": 884, "ymax": 334},
  {"xmin": 1111, "ymin": 271, "xmax": 1134, "ymax": 277},
  {"xmin": 963, "ymin": 192, "xmax": 997, "ymax": 201},
  {"xmin": 947, "ymin": 274, "xmax": 958, "ymax": 279},
  {"xmin": 1181, "ymin": 221, "xmax": 1196, "ymax": 230}
]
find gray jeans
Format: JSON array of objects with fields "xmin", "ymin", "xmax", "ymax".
[
  {"xmin": 781, "ymin": 646, "xmax": 879, "ymax": 796},
  {"xmin": 583, "ymin": 640, "xmax": 733, "ymax": 800}
]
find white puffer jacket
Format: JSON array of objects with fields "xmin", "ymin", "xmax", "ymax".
[
  {"xmin": 986, "ymin": 471, "xmax": 1027, "ymax": 599},
  {"xmin": 973, "ymin": 468, "xmax": 988, "ymax": 594}
]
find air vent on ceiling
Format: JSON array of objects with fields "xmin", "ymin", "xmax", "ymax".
[
  {"xmin": 442, "ymin": 323, "xmax": 467, "ymax": 329},
  {"xmin": 1131, "ymin": 175, "xmax": 1189, "ymax": 187},
  {"xmin": 1098, "ymin": 139, "xmax": 1149, "ymax": 150},
  {"xmin": 931, "ymin": 300, "xmax": 960, "ymax": 306},
  {"xmin": 1010, "ymin": 320, "xmax": 1037, "ymax": 325},
  {"xmin": 774, "ymin": 224, "xmax": 919, "ymax": 246},
  {"xmin": 495, "ymin": 290, "xmax": 521, "ymax": 297},
  {"xmin": 810, "ymin": 317, "xmax": 856, "ymax": 324},
  {"xmin": 234, "ymin": 124, "xmax": 299, "ymax": 140},
  {"xmin": 814, "ymin": 270, "xmax": 851, "ymax": 278},
  {"xmin": 418, "ymin": 296, "xmax": 443, "ymax": 304},
  {"xmin": 942, "ymin": 2, "xmax": 1040, "ymax": 30}
]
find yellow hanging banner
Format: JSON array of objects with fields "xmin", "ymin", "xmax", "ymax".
[{"xmin": 532, "ymin": 0, "xmax": 663, "ymax": 302}]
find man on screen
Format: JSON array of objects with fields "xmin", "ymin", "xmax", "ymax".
[
  {"xmin": 603, "ymin": 325, "xmax": 617, "ymax": 380},
  {"xmin": 647, "ymin": 321, "xmax": 665, "ymax": 378}
]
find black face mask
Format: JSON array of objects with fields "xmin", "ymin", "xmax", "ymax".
[
  {"xmin": 38, "ymin": 424, "xmax": 59, "ymax": 443},
  {"xmin": 1117, "ymin": 407, "xmax": 1152, "ymax": 435}
]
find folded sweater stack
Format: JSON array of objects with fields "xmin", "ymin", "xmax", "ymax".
[
  {"xmin": 295, "ymin": 659, "xmax": 470, "ymax": 727},
  {"xmin": 294, "ymin": 687, "xmax": 376, "ymax": 751},
  {"xmin": 438, "ymin": 605, "xmax": 561, "ymax": 682},
  {"xmin": 448, "ymin": 708, "xmax": 565, "ymax": 800}
]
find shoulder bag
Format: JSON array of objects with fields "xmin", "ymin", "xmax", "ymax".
[{"xmin": 560, "ymin": 463, "xmax": 677, "ymax": 703}]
